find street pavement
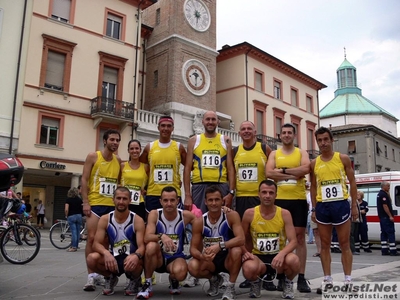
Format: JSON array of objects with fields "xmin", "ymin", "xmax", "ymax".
[{"xmin": 1, "ymin": 230, "xmax": 400, "ymax": 300}]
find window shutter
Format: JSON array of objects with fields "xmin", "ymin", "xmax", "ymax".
[
  {"xmin": 52, "ymin": 0, "xmax": 71, "ymax": 21},
  {"xmin": 103, "ymin": 67, "xmax": 118, "ymax": 84},
  {"xmin": 45, "ymin": 51, "xmax": 65, "ymax": 89},
  {"xmin": 42, "ymin": 117, "xmax": 59, "ymax": 129}
]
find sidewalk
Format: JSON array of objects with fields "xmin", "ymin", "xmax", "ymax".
[{"xmin": 0, "ymin": 230, "xmax": 399, "ymax": 299}]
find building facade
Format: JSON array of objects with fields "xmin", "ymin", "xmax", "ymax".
[
  {"xmin": 320, "ymin": 56, "xmax": 400, "ymax": 174},
  {"xmin": 6, "ymin": 0, "xmax": 326, "ymax": 225},
  {"xmin": 217, "ymin": 42, "xmax": 326, "ymax": 155}
]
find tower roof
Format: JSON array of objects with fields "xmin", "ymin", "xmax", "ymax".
[
  {"xmin": 337, "ymin": 58, "xmax": 355, "ymax": 71},
  {"xmin": 320, "ymin": 93, "xmax": 398, "ymax": 121}
]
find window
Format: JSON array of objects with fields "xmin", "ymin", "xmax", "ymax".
[
  {"xmin": 376, "ymin": 141, "xmax": 381, "ymax": 156},
  {"xmin": 384, "ymin": 145, "xmax": 388, "ymax": 158},
  {"xmin": 156, "ymin": 8, "xmax": 160, "ymax": 25},
  {"xmin": 291, "ymin": 88, "xmax": 298, "ymax": 107},
  {"xmin": 97, "ymin": 51, "xmax": 128, "ymax": 102},
  {"xmin": 307, "ymin": 129, "xmax": 314, "ymax": 150},
  {"xmin": 348, "ymin": 140, "xmax": 356, "ymax": 153},
  {"xmin": 45, "ymin": 51, "xmax": 66, "ymax": 91},
  {"xmin": 253, "ymin": 100, "xmax": 267, "ymax": 135},
  {"xmin": 393, "ymin": 149, "xmax": 395, "ymax": 161},
  {"xmin": 40, "ymin": 35, "xmax": 76, "ymax": 93},
  {"xmin": 273, "ymin": 107, "xmax": 285, "ymax": 140},
  {"xmin": 273, "ymin": 80, "xmax": 281, "ymax": 99},
  {"xmin": 51, "ymin": 0, "xmax": 73, "ymax": 23},
  {"xmin": 154, "ymin": 70, "xmax": 158, "ymax": 88},
  {"xmin": 256, "ymin": 110, "xmax": 263, "ymax": 135},
  {"xmin": 385, "ymin": 167, "xmax": 391, "ymax": 172},
  {"xmin": 102, "ymin": 67, "xmax": 118, "ymax": 99},
  {"xmin": 290, "ymin": 115, "xmax": 302, "ymax": 147},
  {"xmin": 306, "ymin": 95, "xmax": 313, "ymax": 113},
  {"xmin": 255, "ymin": 70, "xmax": 263, "ymax": 92},
  {"xmin": 104, "ymin": 9, "xmax": 126, "ymax": 40},
  {"xmin": 106, "ymin": 13, "xmax": 121, "ymax": 39},
  {"xmin": 376, "ymin": 165, "xmax": 382, "ymax": 172},
  {"xmin": 37, "ymin": 112, "xmax": 65, "ymax": 148},
  {"xmin": 275, "ymin": 117, "xmax": 282, "ymax": 140}
]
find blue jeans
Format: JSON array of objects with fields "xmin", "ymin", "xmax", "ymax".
[{"xmin": 67, "ymin": 214, "xmax": 82, "ymax": 249}]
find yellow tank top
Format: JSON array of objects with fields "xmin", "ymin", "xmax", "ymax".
[
  {"xmin": 88, "ymin": 151, "xmax": 120, "ymax": 206},
  {"xmin": 275, "ymin": 148, "xmax": 306, "ymax": 200},
  {"xmin": 121, "ymin": 162, "xmax": 148, "ymax": 205},
  {"xmin": 192, "ymin": 133, "xmax": 227, "ymax": 183},
  {"xmin": 234, "ymin": 142, "xmax": 267, "ymax": 197},
  {"xmin": 314, "ymin": 152, "xmax": 349, "ymax": 202},
  {"xmin": 251, "ymin": 206, "xmax": 286, "ymax": 255},
  {"xmin": 147, "ymin": 140, "xmax": 181, "ymax": 196}
]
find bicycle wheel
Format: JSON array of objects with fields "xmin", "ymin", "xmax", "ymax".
[
  {"xmin": 23, "ymin": 226, "xmax": 39, "ymax": 246},
  {"xmin": 49, "ymin": 222, "xmax": 71, "ymax": 249},
  {"xmin": 183, "ymin": 227, "xmax": 192, "ymax": 260},
  {"xmin": 0, "ymin": 224, "xmax": 41, "ymax": 264}
]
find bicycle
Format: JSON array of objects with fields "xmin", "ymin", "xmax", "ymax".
[
  {"xmin": 0, "ymin": 199, "xmax": 41, "ymax": 264},
  {"xmin": 49, "ymin": 218, "xmax": 87, "ymax": 249}
]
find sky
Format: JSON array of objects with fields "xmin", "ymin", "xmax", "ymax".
[{"xmin": 216, "ymin": 0, "xmax": 400, "ymax": 135}]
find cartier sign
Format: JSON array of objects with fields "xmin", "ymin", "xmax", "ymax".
[{"xmin": 39, "ymin": 161, "xmax": 66, "ymax": 170}]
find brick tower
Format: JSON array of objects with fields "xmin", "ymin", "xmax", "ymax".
[{"xmin": 142, "ymin": 0, "xmax": 217, "ymax": 114}]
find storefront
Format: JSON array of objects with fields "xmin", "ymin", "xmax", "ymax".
[{"xmin": 15, "ymin": 157, "xmax": 82, "ymax": 227}]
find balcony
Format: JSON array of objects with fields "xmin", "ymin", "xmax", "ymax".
[
  {"xmin": 307, "ymin": 150, "xmax": 320, "ymax": 160},
  {"xmin": 256, "ymin": 134, "xmax": 280, "ymax": 150},
  {"xmin": 90, "ymin": 96, "xmax": 134, "ymax": 129}
]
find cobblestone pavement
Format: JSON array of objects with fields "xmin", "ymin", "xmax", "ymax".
[{"xmin": 0, "ymin": 230, "xmax": 399, "ymax": 299}]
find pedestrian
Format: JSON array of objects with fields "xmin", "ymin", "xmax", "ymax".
[
  {"xmin": 233, "ymin": 121, "xmax": 272, "ymax": 289},
  {"xmin": 377, "ymin": 181, "xmax": 398, "ymax": 256},
  {"xmin": 137, "ymin": 186, "xmax": 196, "ymax": 298},
  {"xmin": 357, "ymin": 191, "xmax": 372, "ymax": 252},
  {"xmin": 36, "ymin": 200, "xmax": 45, "ymax": 229},
  {"xmin": 140, "ymin": 116, "xmax": 186, "ymax": 213},
  {"xmin": 86, "ymin": 187, "xmax": 145, "ymax": 296},
  {"xmin": 266, "ymin": 123, "xmax": 311, "ymax": 292},
  {"xmin": 65, "ymin": 187, "xmax": 83, "ymax": 252},
  {"xmin": 310, "ymin": 126, "xmax": 358, "ymax": 293},
  {"xmin": 81, "ymin": 128, "xmax": 121, "ymax": 291},
  {"xmin": 121, "ymin": 139, "xmax": 148, "ymax": 221},
  {"xmin": 188, "ymin": 185, "xmax": 244, "ymax": 300},
  {"xmin": 241, "ymin": 179, "xmax": 300, "ymax": 299}
]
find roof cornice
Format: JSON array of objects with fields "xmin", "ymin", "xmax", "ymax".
[{"xmin": 218, "ymin": 42, "xmax": 327, "ymax": 90}]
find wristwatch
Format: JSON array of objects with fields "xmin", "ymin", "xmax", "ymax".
[
  {"xmin": 133, "ymin": 252, "xmax": 143, "ymax": 260},
  {"xmin": 311, "ymin": 207, "xmax": 316, "ymax": 212},
  {"xmin": 282, "ymin": 167, "xmax": 287, "ymax": 174},
  {"xmin": 229, "ymin": 189, "xmax": 235, "ymax": 196},
  {"xmin": 158, "ymin": 233, "xmax": 164, "ymax": 240},
  {"xmin": 219, "ymin": 241, "xmax": 226, "ymax": 250}
]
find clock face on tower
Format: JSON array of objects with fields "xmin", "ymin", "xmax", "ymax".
[
  {"xmin": 184, "ymin": 0, "xmax": 211, "ymax": 32},
  {"xmin": 182, "ymin": 59, "xmax": 210, "ymax": 96}
]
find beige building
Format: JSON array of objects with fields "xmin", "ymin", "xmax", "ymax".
[
  {"xmin": 217, "ymin": 42, "xmax": 326, "ymax": 152},
  {"xmin": 7, "ymin": 0, "xmax": 325, "ymax": 224},
  {"xmin": 0, "ymin": 1, "xmax": 32, "ymax": 153}
]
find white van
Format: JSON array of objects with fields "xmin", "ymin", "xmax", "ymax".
[{"xmin": 354, "ymin": 172, "xmax": 400, "ymax": 243}]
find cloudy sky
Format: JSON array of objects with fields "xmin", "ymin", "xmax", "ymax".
[{"xmin": 216, "ymin": 0, "xmax": 400, "ymax": 134}]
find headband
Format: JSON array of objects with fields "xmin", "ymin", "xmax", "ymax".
[{"xmin": 158, "ymin": 117, "xmax": 174, "ymax": 125}]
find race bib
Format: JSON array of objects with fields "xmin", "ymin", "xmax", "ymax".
[
  {"xmin": 113, "ymin": 239, "xmax": 130, "ymax": 257},
  {"xmin": 202, "ymin": 150, "xmax": 221, "ymax": 169},
  {"xmin": 160, "ymin": 234, "xmax": 179, "ymax": 255},
  {"xmin": 277, "ymin": 179, "xmax": 297, "ymax": 186},
  {"xmin": 321, "ymin": 182, "xmax": 344, "ymax": 202},
  {"xmin": 99, "ymin": 178, "xmax": 117, "ymax": 197},
  {"xmin": 203, "ymin": 236, "xmax": 222, "ymax": 248},
  {"xmin": 256, "ymin": 233, "xmax": 279, "ymax": 254},
  {"xmin": 238, "ymin": 163, "xmax": 258, "ymax": 182},
  {"xmin": 154, "ymin": 165, "xmax": 173, "ymax": 184}
]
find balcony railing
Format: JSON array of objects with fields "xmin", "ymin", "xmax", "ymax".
[
  {"xmin": 307, "ymin": 150, "xmax": 320, "ymax": 160},
  {"xmin": 256, "ymin": 134, "xmax": 280, "ymax": 150},
  {"xmin": 90, "ymin": 96, "xmax": 134, "ymax": 120}
]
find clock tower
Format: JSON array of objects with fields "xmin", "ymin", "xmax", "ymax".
[{"xmin": 141, "ymin": 0, "xmax": 217, "ymax": 115}]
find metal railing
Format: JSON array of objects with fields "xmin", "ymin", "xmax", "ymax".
[{"xmin": 90, "ymin": 96, "xmax": 134, "ymax": 119}]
